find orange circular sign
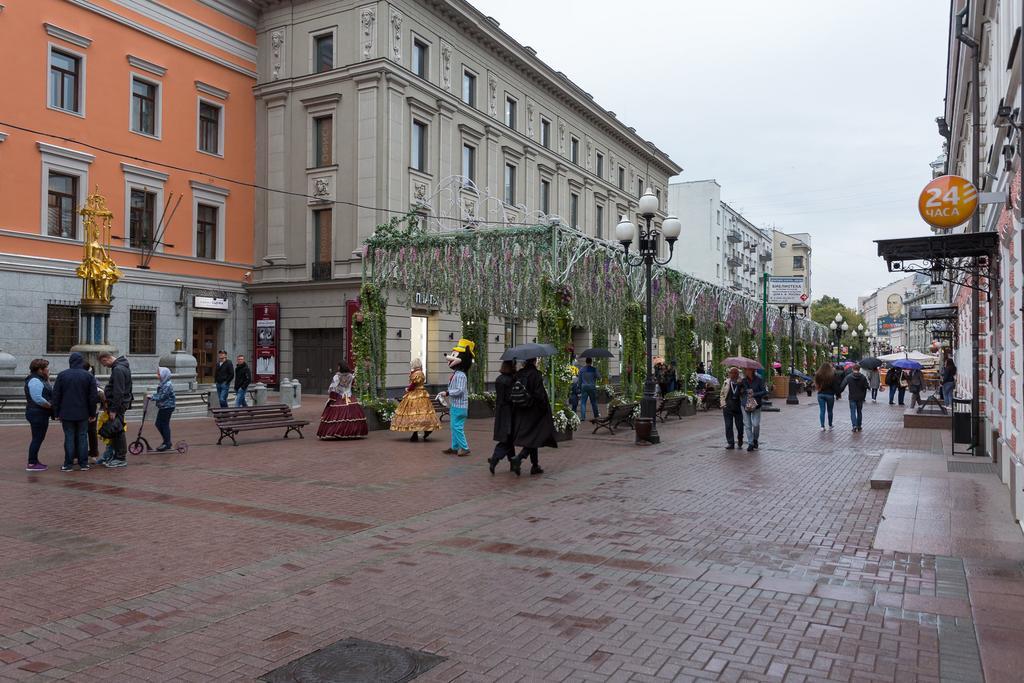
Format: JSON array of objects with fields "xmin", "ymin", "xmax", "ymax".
[{"xmin": 918, "ymin": 175, "xmax": 978, "ymax": 229}]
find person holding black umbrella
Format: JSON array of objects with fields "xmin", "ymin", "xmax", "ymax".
[
  {"xmin": 510, "ymin": 357, "xmax": 557, "ymax": 475},
  {"xmin": 488, "ymin": 360, "xmax": 517, "ymax": 474}
]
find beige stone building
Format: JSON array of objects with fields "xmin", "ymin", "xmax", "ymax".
[
  {"xmin": 771, "ymin": 230, "xmax": 812, "ymax": 303},
  {"xmin": 249, "ymin": 0, "xmax": 680, "ymax": 392}
]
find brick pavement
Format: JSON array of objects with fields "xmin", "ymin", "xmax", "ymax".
[{"xmin": 0, "ymin": 396, "xmax": 1020, "ymax": 682}]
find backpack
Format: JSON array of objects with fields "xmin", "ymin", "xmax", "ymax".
[{"xmin": 509, "ymin": 379, "xmax": 532, "ymax": 407}]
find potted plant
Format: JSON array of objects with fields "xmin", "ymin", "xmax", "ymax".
[
  {"xmin": 552, "ymin": 403, "xmax": 580, "ymax": 441},
  {"xmin": 361, "ymin": 395, "xmax": 397, "ymax": 431},
  {"xmin": 468, "ymin": 391, "xmax": 496, "ymax": 419}
]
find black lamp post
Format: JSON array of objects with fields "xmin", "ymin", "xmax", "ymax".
[
  {"xmin": 616, "ymin": 190, "xmax": 682, "ymax": 445},
  {"xmin": 829, "ymin": 313, "xmax": 848, "ymax": 363},
  {"xmin": 778, "ymin": 304, "xmax": 808, "ymax": 405}
]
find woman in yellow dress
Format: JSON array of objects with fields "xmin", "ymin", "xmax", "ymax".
[{"xmin": 390, "ymin": 359, "xmax": 441, "ymax": 442}]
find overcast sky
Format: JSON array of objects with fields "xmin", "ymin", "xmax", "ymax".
[{"xmin": 468, "ymin": 0, "xmax": 950, "ymax": 307}]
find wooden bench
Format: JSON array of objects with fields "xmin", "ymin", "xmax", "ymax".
[
  {"xmin": 657, "ymin": 396, "xmax": 687, "ymax": 422},
  {"xmin": 430, "ymin": 395, "xmax": 450, "ymax": 422},
  {"xmin": 211, "ymin": 403, "xmax": 309, "ymax": 446},
  {"xmin": 697, "ymin": 391, "xmax": 720, "ymax": 412},
  {"xmin": 591, "ymin": 402, "xmax": 637, "ymax": 435}
]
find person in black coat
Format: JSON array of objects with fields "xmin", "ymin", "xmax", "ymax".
[
  {"xmin": 840, "ymin": 364, "xmax": 870, "ymax": 432},
  {"xmin": 234, "ymin": 354, "xmax": 252, "ymax": 407},
  {"xmin": 721, "ymin": 367, "xmax": 744, "ymax": 449},
  {"xmin": 886, "ymin": 366, "xmax": 905, "ymax": 405},
  {"xmin": 488, "ymin": 360, "xmax": 517, "ymax": 475},
  {"xmin": 99, "ymin": 352, "xmax": 133, "ymax": 465},
  {"xmin": 511, "ymin": 358, "xmax": 558, "ymax": 476},
  {"xmin": 52, "ymin": 352, "xmax": 99, "ymax": 471},
  {"xmin": 214, "ymin": 350, "xmax": 234, "ymax": 408}
]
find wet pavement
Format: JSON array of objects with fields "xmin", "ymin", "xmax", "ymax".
[{"xmin": 0, "ymin": 395, "xmax": 1021, "ymax": 682}]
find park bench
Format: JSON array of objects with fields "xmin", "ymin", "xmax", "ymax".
[
  {"xmin": 657, "ymin": 395, "xmax": 687, "ymax": 422},
  {"xmin": 431, "ymin": 395, "xmax": 450, "ymax": 422},
  {"xmin": 211, "ymin": 403, "xmax": 309, "ymax": 446},
  {"xmin": 697, "ymin": 390, "xmax": 720, "ymax": 412},
  {"xmin": 591, "ymin": 401, "xmax": 637, "ymax": 435}
]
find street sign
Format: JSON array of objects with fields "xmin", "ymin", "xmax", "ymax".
[
  {"xmin": 918, "ymin": 175, "xmax": 978, "ymax": 229},
  {"xmin": 767, "ymin": 276, "xmax": 807, "ymax": 305}
]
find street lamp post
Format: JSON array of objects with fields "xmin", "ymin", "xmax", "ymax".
[
  {"xmin": 779, "ymin": 304, "xmax": 809, "ymax": 405},
  {"xmin": 829, "ymin": 313, "xmax": 848, "ymax": 362},
  {"xmin": 616, "ymin": 190, "xmax": 681, "ymax": 445}
]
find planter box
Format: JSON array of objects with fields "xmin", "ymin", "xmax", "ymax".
[
  {"xmin": 771, "ymin": 376, "xmax": 789, "ymax": 399},
  {"xmin": 680, "ymin": 402, "xmax": 697, "ymax": 417},
  {"xmin": 554, "ymin": 429, "xmax": 574, "ymax": 442},
  {"xmin": 467, "ymin": 399, "xmax": 495, "ymax": 419},
  {"xmin": 364, "ymin": 411, "xmax": 390, "ymax": 432}
]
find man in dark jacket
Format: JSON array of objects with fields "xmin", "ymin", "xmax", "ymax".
[
  {"xmin": 722, "ymin": 367, "xmax": 744, "ymax": 449},
  {"xmin": 52, "ymin": 352, "xmax": 99, "ymax": 471},
  {"xmin": 214, "ymin": 350, "xmax": 234, "ymax": 408},
  {"xmin": 488, "ymin": 360, "xmax": 517, "ymax": 475},
  {"xmin": 234, "ymin": 354, "xmax": 252, "ymax": 407},
  {"xmin": 840, "ymin": 364, "xmax": 870, "ymax": 432},
  {"xmin": 886, "ymin": 366, "xmax": 905, "ymax": 405},
  {"xmin": 99, "ymin": 351, "xmax": 133, "ymax": 467},
  {"xmin": 511, "ymin": 358, "xmax": 557, "ymax": 476}
]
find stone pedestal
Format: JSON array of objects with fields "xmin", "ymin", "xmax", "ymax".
[
  {"xmin": 292, "ymin": 379, "xmax": 302, "ymax": 407},
  {"xmin": 252, "ymin": 383, "xmax": 268, "ymax": 406},
  {"xmin": 158, "ymin": 341, "xmax": 199, "ymax": 392},
  {"xmin": 0, "ymin": 347, "xmax": 22, "ymax": 408}
]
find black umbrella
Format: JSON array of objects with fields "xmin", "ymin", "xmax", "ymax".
[
  {"xmin": 859, "ymin": 357, "xmax": 882, "ymax": 370},
  {"xmin": 500, "ymin": 343, "xmax": 557, "ymax": 361},
  {"xmin": 577, "ymin": 348, "xmax": 613, "ymax": 359}
]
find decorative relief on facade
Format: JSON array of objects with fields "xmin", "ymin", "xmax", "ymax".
[
  {"xmin": 271, "ymin": 29, "xmax": 285, "ymax": 80},
  {"xmin": 360, "ymin": 7, "xmax": 376, "ymax": 60},
  {"xmin": 413, "ymin": 181, "xmax": 429, "ymax": 206},
  {"xmin": 526, "ymin": 99, "xmax": 535, "ymax": 136},
  {"xmin": 441, "ymin": 41, "xmax": 452, "ymax": 90},
  {"xmin": 487, "ymin": 72, "xmax": 497, "ymax": 116},
  {"xmin": 390, "ymin": 9, "xmax": 403, "ymax": 62},
  {"xmin": 558, "ymin": 121, "xmax": 566, "ymax": 153},
  {"xmin": 313, "ymin": 177, "xmax": 331, "ymax": 199},
  {"xmin": 586, "ymin": 139, "xmax": 592, "ymax": 167}
]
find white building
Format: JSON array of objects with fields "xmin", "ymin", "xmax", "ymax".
[{"xmin": 666, "ymin": 180, "xmax": 772, "ymax": 297}]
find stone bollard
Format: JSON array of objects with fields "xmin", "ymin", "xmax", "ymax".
[
  {"xmin": 252, "ymin": 382, "xmax": 268, "ymax": 406},
  {"xmin": 291, "ymin": 379, "xmax": 302, "ymax": 408},
  {"xmin": 279, "ymin": 378, "xmax": 296, "ymax": 407},
  {"xmin": 207, "ymin": 388, "xmax": 220, "ymax": 412}
]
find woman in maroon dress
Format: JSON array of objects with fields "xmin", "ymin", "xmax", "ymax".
[{"xmin": 317, "ymin": 363, "xmax": 368, "ymax": 439}]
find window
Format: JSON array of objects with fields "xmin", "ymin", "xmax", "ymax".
[
  {"xmin": 716, "ymin": 236, "xmax": 721, "ymax": 250},
  {"xmin": 636, "ymin": 178, "xmax": 644, "ymax": 199},
  {"xmin": 656, "ymin": 188, "xmax": 662, "ymax": 205},
  {"xmin": 131, "ymin": 77, "xmax": 158, "ymax": 136},
  {"xmin": 47, "ymin": 172, "xmax": 78, "ymax": 239},
  {"xmin": 314, "ymin": 115, "xmax": 333, "ymax": 166},
  {"xmin": 596, "ymin": 152, "xmax": 604, "ymax": 178},
  {"xmin": 46, "ymin": 304, "xmax": 79, "ymax": 354},
  {"xmin": 570, "ymin": 192, "xmax": 579, "ymax": 228},
  {"xmin": 412, "ymin": 39, "xmax": 428, "ymax": 78},
  {"xmin": 570, "ymin": 137, "xmax": 579, "ymax": 164},
  {"xmin": 540, "ymin": 118, "xmax": 551, "ymax": 148},
  {"xmin": 314, "ymin": 33, "xmax": 333, "ymax": 72},
  {"xmin": 129, "ymin": 309, "xmax": 156, "ymax": 355},
  {"xmin": 462, "ymin": 144, "xmax": 475, "ymax": 182},
  {"xmin": 49, "ymin": 49, "xmax": 81, "ymax": 113},
  {"xmin": 539, "ymin": 179, "xmax": 551, "ymax": 214},
  {"xmin": 792, "ymin": 255, "xmax": 804, "ymax": 270},
  {"xmin": 462, "ymin": 70, "xmax": 476, "ymax": 106},
  {"xmin": 312, "ymin": 208, "xmax": 332, "ymax": 280},
  {"xmin": 505, "ymin": 96, "xmax": 517, "ymax": 129},
  {"xmin": 129, "ymin": 188, "xmax": 156, "ymax": 249},
  {"xmin": 595, "ymin": 204, "xmax": 604, "ymax": 238},
  {"xmin": 617, "ymin": 166, "xmax": 625, "ymax": 190},
  {"xmin": 411, "ymin": 120, "xmax": 427, "ymax": 172},
  {"xmin": 717, "ymin": 210, "xmax": 721, "ymax": 224},
  {"xmin": 716, "ymin": 264, "xmax": 720, "ymax": 278},
  {"xmin": 198, "ymin": 101, "xmax": 221, "ymax": 155},
  {"xmin": 504, "ymin": 163, "xmax": 516, "ymax": 204},
  {"xmin": 196, "ymin": 203, "xmax": 218, "ymax": 259}
]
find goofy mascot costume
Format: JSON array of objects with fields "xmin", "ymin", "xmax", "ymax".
[{"xmin": 440, "ymin": 338, "xmax": 474, "ymax": 456}]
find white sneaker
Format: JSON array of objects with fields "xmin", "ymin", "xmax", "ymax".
[
  {"xmin": 828, "ymin": 425, "xmax": 833, "ymax": 431},
  {"xmin": 821, "ymin": 426, "xmax": 826, "ymax": 431}
]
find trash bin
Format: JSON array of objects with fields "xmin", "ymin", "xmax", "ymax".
[{"xmin": 952, "ymin": 398, "xmax": 972, "ymax": 444}]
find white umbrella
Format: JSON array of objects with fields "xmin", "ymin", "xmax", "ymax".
[{"xmin": 877, "ymin": 350, "xmax": 938, "ymax": 366}]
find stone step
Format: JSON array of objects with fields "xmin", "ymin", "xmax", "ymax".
[
  {"xmin": 870, "ymin": 450, "xmax": 901, "ymax": 489},
  {"xmin": 0, "ymin": 392, "xmax": 211, "ymax": 424}
]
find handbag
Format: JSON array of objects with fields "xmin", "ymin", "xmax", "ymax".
[
  {"xmin": 743, "ymin": 392, "xmax": 758, "ymax": 413},
  {"xmin": 98, "ymin": 414, "xmax": 123, "ymax": 439}
]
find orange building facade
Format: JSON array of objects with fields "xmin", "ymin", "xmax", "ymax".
[{"xmin": 0, "ymin": 0, "xmax": 257, "ymax": 382}]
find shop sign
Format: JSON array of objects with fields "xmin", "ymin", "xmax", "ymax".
[
  {"xmin": 767, "ymin": 276, "xmax": 807, "ymax": 305},
  {"xmin": 253, "ymin": 303, "xmax": 279, "ymax": 387},
  {"xmin": 194, "ymin": 296, "xmax": 230, "ymax": 310},
  {"xmin": 414, "ymin": 291, "xmax": 441, "ymax": 308},
  {"xmin": 918, "ymin": 175, "xmax": 978, "ymax": 229}
]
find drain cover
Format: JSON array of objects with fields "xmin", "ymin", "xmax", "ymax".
[
  {"xmin": 261, "ymin": 638, "xmax": 445, "ymax": 683},
  {"xmin": 947, "ymin": 461, "xmax": 1000, "ymax": 475}
]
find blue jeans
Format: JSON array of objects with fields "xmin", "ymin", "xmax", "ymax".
[
  {"xmin": 62, "ymin": 419, "xmax": 88, "ymax": 467},
  {"xmin": 818, "ymin": 393, "xmax": 835, "ymax": 427},
  {"xmin": 742, "ymin": 408, "xmax": 761, "ymax": 445},
  {"xmin": 235, "ymin": 389, "xmax": 248, "ymax": 407},
  {"xmin": 450, "ymin": 406, "xmax": 468, "ymax": 451},
  {"xmin": 216, "ymin": 382, "xmax": 230, "ymax": 408},
  {"xmin": 849, "ymin": 400, "xmax": 864, "ymax": 428},
  {"xmin": 155, "ymin": 407, "xmax": 174, "ymax": 447},
  {"xmin": 579, "ymin": 386, "xmax": 599, "ymax": 420},
  {"xmin": 27, "ymin": 416, "xmax": 49, "ymax": 465},
  {"xmin": 888, "ymin": 383, "xmax": 905, "ymax": 405},
  {"xmin": 942, "ymin": 381, "xmax": 955, "ymax": 406}
]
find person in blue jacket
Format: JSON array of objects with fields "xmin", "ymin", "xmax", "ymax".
[
  {"xmin": 740, "ymin": 367, "xmax": 768, "ymax": 451},
  {"xmin": 51, "ymin": 352, "xmax": 99, "ymax": 471},
  {"xmin": 152, "ymin": 367, "xmax": 177, "ymax": 451}
]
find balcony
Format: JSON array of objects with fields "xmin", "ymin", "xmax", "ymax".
[
  {"xmin": 727, "ymin": 229, "xmax": 742, "ymax": 243},
  {"xmin": 759, "ymin": 251, "xmax": 772, "ymax": 262},
  {"xmin": 727, "ymin": 255, "xmax": 742, "ymax": 268},
  {"xmin": 311, "ymin": 261, "xmax": 332, "ymax": 281}
]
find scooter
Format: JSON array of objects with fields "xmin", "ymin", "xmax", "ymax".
[{"xmin": 128, "ymin": 396, "xmax": 188, "ymax": 455}]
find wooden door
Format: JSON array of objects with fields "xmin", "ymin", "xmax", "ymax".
[
  {"xmin": 292, "ymin": 328, "xmax": 344, "ymax": 395},
  {"xmin": 192, "ymin": 318, "xmax": 218, "ymax": 383}
]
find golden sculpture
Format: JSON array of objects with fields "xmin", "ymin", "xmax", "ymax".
[{"xmin": 76, "ymin": 189, "xmax": 122, "ymax": 305}]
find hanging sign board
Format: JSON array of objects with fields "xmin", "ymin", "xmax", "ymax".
[
  {"xmin": 194, "ymin": 296, "xmax": 230, "ymax": 310},
  {"xmin": 918, "ymin": 175, "xmax": 978, "ymax": 229},
  {"xmin": 253, "ymin": 303, "xmax": 279, "ymax": 388},
  {"xmin": 767, "ymin": 276, "xmax": 808, "ymax": 305}
]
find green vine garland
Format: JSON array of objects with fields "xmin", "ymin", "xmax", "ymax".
[
  {"xmin": 461, "ymin": 312, "xmax": 488, "ymax": 394},
  {"xmin": 621, "ymin": 302, "xmax": 645, "ymax": 400},
  {"xmin": 711, "ymin": 323, "xmax": 728, "ymax": 384},
  {"xmin": 353, "ymin": 283, "xmax": 387, "ymax": 398},
  {"xmin": 591, "ymin": 327, "xmax": 610, "ymax": 380}
]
